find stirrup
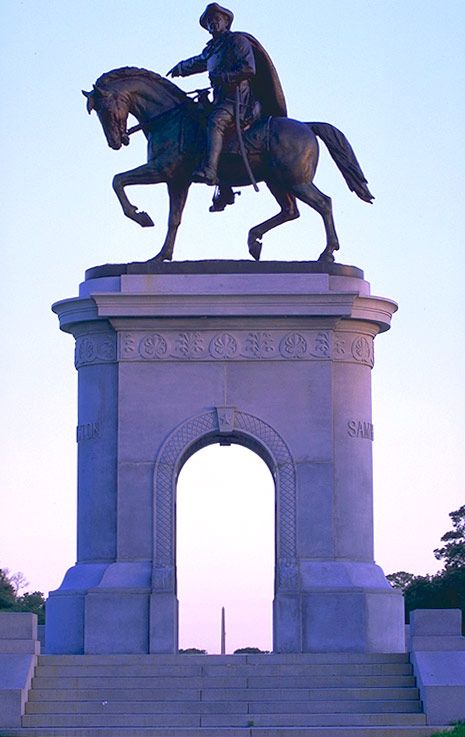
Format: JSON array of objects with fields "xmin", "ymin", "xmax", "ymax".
[{"xmin": 209, "ymin": 186, "xmax": 240, "ymax": 213}]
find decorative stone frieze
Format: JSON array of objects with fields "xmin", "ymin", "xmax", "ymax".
[
  {"xmin": 75, "ymin": 334, "xmax": 117, "ymax": 368},
  {"xmin": 118, "ymin": 330, "xmax": 374, "ymax": 366}
]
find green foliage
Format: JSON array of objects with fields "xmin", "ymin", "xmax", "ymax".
[
  {"xmin": 430, "ymin": 724, "xmax": 465, "ymax": 737},
  {"xmin": 0, "ymin": 568, "xmax": 45, "ymax": 623},
  {"xmin": 234, "ymin": 646, "xmax": 268, "ymax": 654},
  {"xmin": 386, "ymin": 570, "xmax": 415, "ymax": 592},
  {"xmin": 0, "ymin": 569, "xmax": 16, "ymax": 609},
  {"xmin": 388, "ymin": 505, "xmax": 465, "ymax": 634},
  {"xmin": 178, "ymin": 647, "xmax": 207, "ymax": 654},
  {"xmin": 402, "ymin": 568, "xmax": 465, "ymax": 633},
  {"xmin": 16, "ymin": 591, "xmax": 46, "ymax": 624},
  {"xmin": 434, "ymin": 505, "xmax": 465, "ymax": 569}
]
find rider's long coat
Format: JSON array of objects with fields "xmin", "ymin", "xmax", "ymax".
[{"xmin": 177, "ymin": 31, "xmax": 287, "ymax": 122}]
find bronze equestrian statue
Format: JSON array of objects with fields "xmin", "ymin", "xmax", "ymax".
[
  {"xmin": 167, "ymin": 3, "xmax": 287, "ymax": 213},
  {"xmin": 82, "ymin": 4, "xmax": 374, "ymax": 262}
]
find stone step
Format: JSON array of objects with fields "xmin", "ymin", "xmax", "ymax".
[
  {"xmin": 22, "ymin": 713, "xmax": 428, "ymax": 728},
  {"xmin": 37, "ymin": 653, "xmax": 410, "ymax": 666},
  {"xmin": 33, "ymin": 663, "xmax": 413, "ymax": 678},
  {"xmin": 31, "ymin": 671, "xmax": 414, "ymax": 691},
  {"xmin": 27, "ymin": 686, "xmax": 420, "ymax": 702},
  {"xmin": 0, "ymin": 639, "xmax": 40, "ymax": 654},
  {"xmin": 1, "ymin": 726, "xmax": 453, "ymax": 737},
  {"xmin": 25, "ymin": 699, "xmax": 423, "ymax": 715},
  {"xmin": 32, "ymin": 673, "xmax": 417, "ymax": 689},
  {"xmin": 20, "ymin": 653, "xmax": 426, "ymax": 736}
]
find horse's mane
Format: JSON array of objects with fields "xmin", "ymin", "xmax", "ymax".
[{"xmin": 95, "ymin": 67, "xmax": 188, "ymax": 103}]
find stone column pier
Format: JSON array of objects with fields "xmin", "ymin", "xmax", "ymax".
[{"xmin": 47, "ymin": 260, "xmax": 404, "ymax": 654}]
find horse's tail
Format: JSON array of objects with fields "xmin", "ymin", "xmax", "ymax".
[{"xmin": 307, "ymin": 122, "xmax": 374, "ymax": 203}]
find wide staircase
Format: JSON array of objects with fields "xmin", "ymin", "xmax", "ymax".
[{"xmin": 8, "ymin": 652, "xmax": 448, "ymax": 736}]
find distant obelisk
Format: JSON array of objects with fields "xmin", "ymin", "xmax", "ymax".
[{"xmin": 221, "ymin": 607, "xmax": 226, "ymax": 655}]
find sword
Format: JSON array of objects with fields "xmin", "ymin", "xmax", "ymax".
[{"xmin": 235, "ymin": 87, "xmax": 259, "ymax": 193}]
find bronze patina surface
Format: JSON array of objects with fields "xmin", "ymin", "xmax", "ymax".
[{"xmin": 83, "ymin": 5, "xmax": 373, "ymax": 263}]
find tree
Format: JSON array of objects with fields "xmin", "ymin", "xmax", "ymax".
[
  {"xmin": 0, "ymin": 568, "xmax": 45, "ymax": 623},
  {"xmin": 434, "ymin": 504, "xmax": 465, "ymax": 569},
  {"xmin": 16, "ymin": 591, "xmax": 46, "ymax": 624},
  {"xmin": 8, "ymin": 571, "xmax": 29, "ymax": 595},
  {"xmin": 0, "ymin": 569, "xmax": 16, "ymax": 610},
  {"xmin": 388, "ymin": 504, "xmax": 465, "ymax": 634},
  {"xmin": 386, "ymin": 571, "xmax": 416, "ymax": 592}
]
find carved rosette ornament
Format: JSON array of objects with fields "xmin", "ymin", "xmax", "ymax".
[
  {"xmin": 209, "ymin": 333, "xmax": 238, "ymax": 359},
  {"xmin": 279, "ymin": 333, "xmax": 307, "ymax": 359},
  {"xmin": 351, "ymin": 335, "xmax": 374, "ymax": 366},
  {"xmin": 139, "ymin": 333, "xmax": 168, "ymax": 359}
]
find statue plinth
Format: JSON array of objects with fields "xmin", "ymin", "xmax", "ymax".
[{"xmin": 47, "ymin": 261, "xmax": 404, "ymax": 654}]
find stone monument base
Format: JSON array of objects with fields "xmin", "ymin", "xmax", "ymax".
[{"xmin": 47, "ymin": 260, "xmax": 404, "ymax": 655}]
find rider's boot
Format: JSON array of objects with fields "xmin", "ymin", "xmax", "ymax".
[
  {"xmin": 192, "ymin": 125, "xmax": 224, "ymax": 186},
  {"xmin": 209, "ymin": 185, "xmax": 237, "ymax": 212}
]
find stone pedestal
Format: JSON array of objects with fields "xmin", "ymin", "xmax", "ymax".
[
  {"xmin": 47, "ymin": 261, "xmax": 404, "ymax": 654},
  {"xmin": 0, "ymin": 613, "xmax": 39, "ymax": 728}
]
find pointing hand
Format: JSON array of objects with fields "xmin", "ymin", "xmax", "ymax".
[{"xmin": 167, "ymin": 64, "xmax": 181, "ymax": 78}]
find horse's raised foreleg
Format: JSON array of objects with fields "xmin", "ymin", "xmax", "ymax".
[
  {"xmin": 247, "ymin": 184, "xmax": 300, "ymax": 261},
  {"xmin": 112, "ymin": 164, "xmax": 164, "ymax": 227},
  {"xmin": 149, "ymin": 180, "xmax": 191, "ymax": 262},
  {"xmin": 290, "ymin": 182, "xmax": 340, "ymax": 262}
]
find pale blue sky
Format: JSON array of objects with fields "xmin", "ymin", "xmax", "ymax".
[{"xmin": 1, "ymin": 0, "xmax": 464, "ymax": 652}]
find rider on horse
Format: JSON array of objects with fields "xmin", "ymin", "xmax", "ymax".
[{"xmin": 167, "ymin": 3, "xmax": 287, "ymax": 211}]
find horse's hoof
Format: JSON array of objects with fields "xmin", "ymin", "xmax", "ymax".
[
  {"xmin": 134, "ymin": 211, "xmax": 154, "ymax": 227},
  {"xmin": 318, "ymin": 249, "xmax": 335, "ymax": 263},
  {"xmin": 147, "ymin": 252, "xmax": 173, "ymax": 262},
  {"xmin": 248, "ymin": 239, "xmax": 262, "ymax": 261}
]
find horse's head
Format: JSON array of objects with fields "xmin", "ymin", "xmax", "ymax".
[
  {"xmin": 84, "ymin": 68, "xmax": 190, "ymax": 152},
  {"xmin": 82, "ymin": 85, "xmax": 130, "ymax": 150}
]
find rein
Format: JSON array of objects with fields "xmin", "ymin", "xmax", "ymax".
[{"xmin": 126, "ymin": 87, "xmax": 211, "ymax": 137}]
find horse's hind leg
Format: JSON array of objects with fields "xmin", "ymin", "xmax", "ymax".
[
  {"xmin": 248, "ymin": 183, "xmax": 300, "ymax": 260},
  {"xmin": 291, "ymin": 182, "xmax": 340, "ymax": 262}
]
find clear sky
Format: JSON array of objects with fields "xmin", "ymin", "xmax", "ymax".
[{"xmin": 1, "ymin": 0, "xmax": 464, "ymax": 653}]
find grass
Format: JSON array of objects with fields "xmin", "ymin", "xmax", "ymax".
[{"xmin": 431, "ymin": 724, "xmax": 465, "ymax": 737}]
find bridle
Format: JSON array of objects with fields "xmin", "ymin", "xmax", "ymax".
[{"xmin": 125, "ymin": 87, "xmax": 212, "ymax": 138}]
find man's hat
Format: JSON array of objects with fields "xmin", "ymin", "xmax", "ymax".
[{"xmin": 199, "ymin": 3, "xmax": 234, "ymax": 30}]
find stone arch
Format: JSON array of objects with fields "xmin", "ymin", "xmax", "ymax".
[{"xmin": 152, "ymin": 407, "xmax": 298, "ymax": 594}]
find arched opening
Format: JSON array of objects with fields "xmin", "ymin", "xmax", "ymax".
[{"xmin": 176, "ymin": 443, "xmax": 274, "ymax": 654}]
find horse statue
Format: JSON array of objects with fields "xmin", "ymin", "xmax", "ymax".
[{"xmin": 82, "ymin": 67, "xmax": 373, "ymax": 262}]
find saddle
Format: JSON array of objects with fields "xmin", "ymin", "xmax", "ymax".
[
  {"xmin": 221, "ymin": 116, "xmax": 270, "ymax": 156},
  {"xmin": 186, "ymin": 96, "xmax": 270, "ymax": 158}
]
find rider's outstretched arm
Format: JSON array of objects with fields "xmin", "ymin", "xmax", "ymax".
[{"xmin": 167, "ymin": 54, "xmax": 207, "ymax": 78}]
